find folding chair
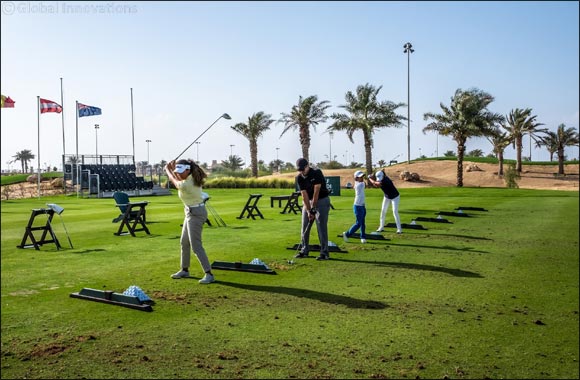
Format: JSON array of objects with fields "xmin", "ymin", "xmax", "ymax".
[
  {"xmin": 237, "ymin": 194, "xmax": 264, "ymax": 220},
  {"xmin": 112, "ymin": 192, "xmax": 150, "ymax": 236},
  {"xmin": 281, "ymin": 191, "xmax": 302, "ymax": 214}
]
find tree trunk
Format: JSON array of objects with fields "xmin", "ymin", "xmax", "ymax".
[
  {"xmin": 558, "ymin": 148, "xmax": 565, "ymax": 175},
  {"xmin": 516, "ymin": 136, "xmax": 523, "ymax": 173},
  {"xmin": 299, "ymin": 126, "xmax": 310, "ymax": 162},
  {"xmin": 498, "ymin": 151, "xmax": 504, "ymax": 176},
  {"xmin": 364, "ymin": 132, "xmax": 373, "ymax": 175},
  {"xmin": 250, "ymin": 140, "xmax": 258, "ymax": 178},
  {"xmin": 456, "ymin": 143, "xmax": 465, "ymax": 187}
]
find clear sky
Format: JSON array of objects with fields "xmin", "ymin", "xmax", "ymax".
[{"xmin": 1, "ymin": 1, "xmax": 579, "ymax": 172}]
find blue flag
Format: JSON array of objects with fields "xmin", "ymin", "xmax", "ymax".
[{"xmin": 78, "ymin": 103, "xmax": 102, "ymax": 117}]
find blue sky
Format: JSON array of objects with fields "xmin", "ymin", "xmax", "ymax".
[{"xmin": 1, "ymin": 1, "xmax": 578, "ymax": 171}]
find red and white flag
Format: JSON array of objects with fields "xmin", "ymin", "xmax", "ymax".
[{"xmin": 39, "ymin": 98, "xmax": 62, "ymax": 114}]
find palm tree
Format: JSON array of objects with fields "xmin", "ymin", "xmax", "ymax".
[
  {"xmin": 536, "ymin": 124, "xmax": 579, "ymax": 175},
  {"xmin": 12, "ymin": 149, "xmax": 35, "ymax": 173},
  {"xmin": 231, "ymin": 112, "xmax": 275, "ymax": 177},
  {"xmin": 502, "ymin": 108, "xmax": 545, "ymax": 173},
  {"xmin": 535, "ymin": 133, "xmax": 558, "ymax": 162},
  {"xmin": 328, "ymin": 83, "xmax": 406, "ymax": 174},
  {"xmin": 423, "ymin": 88, "xmax": 503, "ymax": 187},
  {"xmin": 221, "ymin": 155, "xmax": 245, "ymax": 171},
  {"xmin": 66, "ymin": 155, "xmax": 80, "ymax": 165},
  {"xmin": 279, "ymin": 95, "xmax": 331, "ymax": 162},
  {"xmin": 486, "ymin": 126, "xmax": 511, "ymax": 176}
]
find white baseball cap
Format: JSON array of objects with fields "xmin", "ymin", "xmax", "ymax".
[
  {"xmin": 375, "ymin": 170, "xmax": 385, "ymax": 181},
  {"xmin": 354, "ymin": 170, "xmax": 364, "ymax": 178}
]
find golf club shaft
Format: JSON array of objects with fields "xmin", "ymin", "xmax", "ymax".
[
  {"xmin": 299, "ymin": 215, "xmax": 316, "ymax": 251},
  {"xmin": 174, "ymin": 114, "xmax": 227, "ymax": 161},
  {"xmin": 59, "ymin": 215, "xmax": 74, "ymax": 249}
]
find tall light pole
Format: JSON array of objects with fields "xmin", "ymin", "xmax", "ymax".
[
  {"xmin": 404, "ymin": 42, "xmax": 414, "ymax": 164},
  {"xmin": 195, "ymin": 141, "xmax": 201, "ymax": 164},
  {"xmin": 146, "ymin": 139, "xmax": 152, "ymax": 181},
  {"xmin": 230, "ymin": 144, "xmax": 235, "ymax": 157},
  {"xmin": 276, "ymin": 147, "xmax": 280, "ymax": 172},
  {"xmin": 329, "ymin": 132, "xmax": 333, "ymax": 163},
  {"xmin": 94, "ymin": 124, "xmax": 100, "ymax": 161}
]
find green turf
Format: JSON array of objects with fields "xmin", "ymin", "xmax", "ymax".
[{"xmin": 1, "ymin": 187, "xmax": 578, "ymax": 379}]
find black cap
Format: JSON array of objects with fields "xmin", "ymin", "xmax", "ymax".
[{"xmin": 296, "ymin": 158, "xmax": 308, "ymax": 171}]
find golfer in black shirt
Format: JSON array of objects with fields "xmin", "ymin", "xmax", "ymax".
[{"xmin": 295, "ymin": 158, "xmax": 332, "ymax": 260}]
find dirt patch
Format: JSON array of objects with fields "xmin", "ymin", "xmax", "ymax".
[{"xmin": 264, "ymin": 161, "xmax": 579, "ymax": 191}]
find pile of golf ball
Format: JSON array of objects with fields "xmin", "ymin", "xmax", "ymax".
[
  {"xmin": 250, "ymin": 258, "xmax": 269, "ymax": 269},
  {"xmin": 123, "ymin": 285, "xmax": 151, "ymax": 302}
]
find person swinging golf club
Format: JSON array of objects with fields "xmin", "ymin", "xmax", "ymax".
[
  {"xmin": 165, "ymin": 159, "xmax": 215, "ymax": 284},
  {"xmin": 294, "ymin": 158, "xmax": 332, "ymax": 260}
]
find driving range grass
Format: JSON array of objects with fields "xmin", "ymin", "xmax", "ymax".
[{"xmin": 1, "ymin": 187, "xmax": 578, "ymax": 379}]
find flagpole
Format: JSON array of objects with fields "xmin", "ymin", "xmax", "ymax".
[
  {"xmin": 60, "ymin": 77, "xmax": 66, "ymax": 194},
  {"xmin": 37, "ymin": 96, "xmax": 41, "ymax": 199},
  {"xmin": 75, "ymin": 101, "xmax": 79, "ymax": 198},
  {"xmin": 131, "ymin": 88, "xmax": 135, "ymax": 163}
]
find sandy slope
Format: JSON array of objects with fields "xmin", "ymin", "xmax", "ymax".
[{"xmin": 265, "ymin": 161, "xmax": 580, "ymax": 191}]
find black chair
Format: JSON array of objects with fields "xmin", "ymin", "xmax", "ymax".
[
  {"xmin": 237, "ymin": 194, "xmax": 264, "ymax": 220},
  {"xmin": 112, "ymin": 192, "xmax": 150, "ymax": 236},
  {"xmin": 281, "ymin": 191, "xmax": 302, "ymax": 214}
]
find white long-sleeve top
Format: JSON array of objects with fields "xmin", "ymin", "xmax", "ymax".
[{"xmin": 353, "ymin": 180, "xmax": 366, "ymax": 206}]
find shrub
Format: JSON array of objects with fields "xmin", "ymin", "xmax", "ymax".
[{"xmin": 504, "ymin": 163, "xmax": 521, "ymax": 188}]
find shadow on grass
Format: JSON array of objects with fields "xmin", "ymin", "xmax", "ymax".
[
  {"xmin": 403, "ymin": 209, "xmax": 438, "ymax": 215},
  {"xmin": 71, "ymin": 248, "xmax": 107, "ymax": 254},
  {"xmin": 386, "ymin": 242, "xmax": 489, "ymax": 254},
  {"xmin": 427, "ymin": 233, "xmax": 492, "ymax": 241},
  {"xmin": 396, "ymin": 230, "xmax": 492, "ymax": 241},
  {"xmin": 217, "ymin": 281, "xmax": 387, "ymax": 309},
  {"xmin": 331, "ymin": 257, "xmax": 483, "ymax": 278}
]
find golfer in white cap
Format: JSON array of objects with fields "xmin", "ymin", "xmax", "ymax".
[
  {"xmin": 165, "ymin": 159, "xmax": 216, "ymax": 283},
  {"xmin": 368, "ymin": 169, "xmax": 402, "ymax": 234},
  {"xmin": 343, "ymin": 170, "xmax": 367, "ymax": 243}
]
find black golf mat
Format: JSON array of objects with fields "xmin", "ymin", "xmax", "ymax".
[
  {"xmin": 338, "ymin": 232, "xmax": 389, "ymax": 240},
  {"xmin": 70, "ymin": 288, "xmax": 153, "ymax": 312},
  {"xmin": 455, "ymin": 206, "xmax": 488, "ymax": 211},
  {"xmin": 287, "ymin": 243, "xmax": 348, "ymax": 253},
  {"xmin": 211, "ymin": 261, "xmax": 276, "ymax": 274},
  {"xmin": 386, "ymin": 222, "xmax": 428, "ymax": 230},
  {"xmin": 414, "ymin": 217, "xmax": 452, "ymax": 223}
]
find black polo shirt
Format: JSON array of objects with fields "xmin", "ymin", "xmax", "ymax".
[{"xmin": 296, "ymin": 168, "xmax": 330, "ymax": 200}]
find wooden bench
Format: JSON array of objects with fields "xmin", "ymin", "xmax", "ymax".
[{"xmin": 271, "ymin": 195, "xmax": 291, "ymax": 208}]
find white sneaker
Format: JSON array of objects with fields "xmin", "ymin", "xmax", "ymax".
[
  {"xmin": 199, "ymin": 273, "xmax": 215, "ymax": 284},
  {"xmin": 376, "ymin": 227, "xmax": 384, "ymax": 232},
  {"xmin": 342, "ymin": 232, "xmax": 349, "ymax": 243},
  {"xmin": 171, "ymin": 270, "xmax": 190, "ymax": 279},
  {"xmin": 396, "ymin": 230, "xmax": 403, "ymax": 234},
  {"xmin": 361, "ymin": 239, "xmax": 367, "ymax": 244}
]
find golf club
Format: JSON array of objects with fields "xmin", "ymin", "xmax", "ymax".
[
  {"xmin": 173, "ymin": 113, "xmax": 231, "ymax": 161},
  {"xmin": 291, "ymin": 212, "xmax": 316, "ymax": 263},
  {"xmin": 46, "ymin": 203, "xmax": 74, "ymax": 248}
]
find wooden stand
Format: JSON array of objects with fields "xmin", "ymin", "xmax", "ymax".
[
  {"xmin": 17, "ymin": 208, "xmax": 61, "ymax": 250},
  {"xmin": 237, "ymin": 194, "xmax": 264, "ymax": 220}
]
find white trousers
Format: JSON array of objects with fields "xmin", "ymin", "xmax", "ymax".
[{"xmin": 379, "ymin": 195, "xmax": 401, "ymax": 232}]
